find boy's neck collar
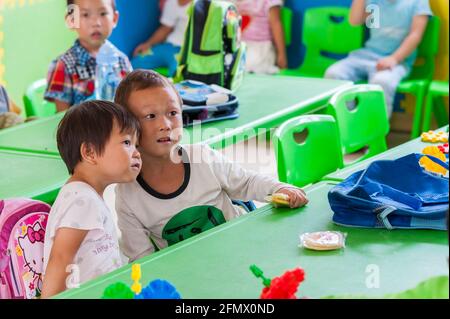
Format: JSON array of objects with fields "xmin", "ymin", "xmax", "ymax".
[{"xmin": 76, "ymin": 39, "xmax": 107, "ymax": 57}]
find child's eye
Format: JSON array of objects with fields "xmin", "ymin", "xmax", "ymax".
[
  {"xmin": 144, "ymin": 114, "xmax": 156, "ymax": 120},
  {"xmin": 169, "ymin": 111, "xmax": 178, "ymax": 117},
  {"xmin": 82, "ymin": 12, "xmax": 89, "ymax": 18},
  {"xmin": 123, "ymin": 140, "xmax": 131, "ymax": 146},
  {"xmin": 100, "ymin": 11, "xmax": 108, "ymax": 16}
]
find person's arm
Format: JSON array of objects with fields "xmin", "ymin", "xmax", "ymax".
[
  {"xmin": 349, "ymin": 0, "xmax": 369, "ymax": 26},
  {"xmin": 376, "ymin": 15, "xmax": 428, "ymax": 71},
  {"xmin": 41, "ymin": 228, "xmax": 88, "ymax": 298},
  {"xmin": 116, "ymin": 189, "xmax": 155, "ymax": 262},
  {"xmin": 268, "ymin": 6, "xmax": 287, "ymax": 69},
  {"xmin": 207, "ymin": 146, "xmax": 308, "ymax": 208},
  {"xmin": 44, "ymin": 60, "xmax": 73, "ymax": 112},
  {"xmin": 133, "ymin": 25, "xmax": 174, "ymax": 56},
  {"xmin": 54, "ymin": 100, "xmax": 70, "ymax": 112}
]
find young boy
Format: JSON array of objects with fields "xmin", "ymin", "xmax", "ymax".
[
  {"xmin": 41, "ymin": 100, "xmax": 141, "ymax": 298},
  {"xmin": 325, "ymin": 0, "xmax": 432, "ymax": 117},
  {"xmin": 114, "ymin": 70, "xmax": 308, "ymax": 262},
  {"xmin": 44, "ymin": 0, "xmax": 132, "ymax": 112},
  {"xmin": 235, "ymin": 0, "xmax": 287, "ymax": 74},
  {"xmin": 131, "ymin": 0, "xmax": 192, "ymax": 77}
]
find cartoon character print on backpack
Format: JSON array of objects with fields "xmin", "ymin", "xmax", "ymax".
[{"xmin": 17, "ymin": 221, "xmax": 45, "ymax": 297}]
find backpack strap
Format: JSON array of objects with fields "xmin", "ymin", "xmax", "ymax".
[{"xmin": 375, "ymin": 205, "xmax": 396, "ymax": 230}]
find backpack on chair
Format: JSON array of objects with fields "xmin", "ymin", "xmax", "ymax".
[
  {"xmin": 0, "ymin": 199, "xmax": 50, "ymax": 299},
  {"xmin": 175, "ymin": 0, "xmax": 246, "ymax": 91}
]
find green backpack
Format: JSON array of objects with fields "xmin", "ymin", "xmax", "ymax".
[{"xmin": 175, "ymin": 0, "xmax": 246, "ymax": 91}]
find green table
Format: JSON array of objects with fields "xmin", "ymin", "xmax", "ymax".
[
  {"xmin": 0, "ymin": 75, "xmax": 351, "ymax": 155},
  {"xmin": 0, "ymin": 150, "xmax": 68, "ymax": 203},
  {"xmin": 56, "ymin": 135, "xmax": 448, "ymax": 299}
]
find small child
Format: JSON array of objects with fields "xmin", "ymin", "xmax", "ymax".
[
  {"xmin": 44, "ymin": 0, "xmax": 132, "ymax": 112},
  {"xmin": 131, "ymin": 0, "xmax": 192, "ymax": 77},
  {"xmin": 325, "ymin": 0, "xmax": 432, "ymax": 117},
  {"xmin": 235, "ymin": 0, "xmax": 287, "ymax": 74},
  {"xmin": 41, "ymin": 100, "xmax": 141, "ymax": 298},
  {"xmin": 113, "ymin": 70, "xmax": 308, "ymax": 262},
  {"xmin": 0, "ymin": 84, "xmax": 24, "ymax": 129}
]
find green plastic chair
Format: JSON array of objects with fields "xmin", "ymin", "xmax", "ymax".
[
  {"xmin": 422, "ymin": 80, "xmax": 449, "ymax": 132},
  {"xmin": 23, "ymin": 79, "xmax": 56, "ymax": 118},
  {"xmin": 273, "ymin": 114, "xmax": 344, "ymax": 187},
  {"xmin": 279, "ymin": 7, "xmax": 363, "ymax": 78},
  {"xmin": 396, "ymin": 16, "xmax": 440, "ymax": 139},
  {"xmin": 327, "ymin": 84, "xmax": 389, "ymax": 164}
]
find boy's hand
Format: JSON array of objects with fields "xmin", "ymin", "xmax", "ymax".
[
  {"xmin": 376, "ymin": 56, "xmax": 399, "ymax": 71},
  {"xmin": 133, "ymin": 42, "xmax": 151, "ymax": 57},
  {"xmin": 276, "ymin": 187, "xmax": 309, "ymax": 208}
]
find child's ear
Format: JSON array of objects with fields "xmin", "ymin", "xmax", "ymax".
[
  {"xmin": 112, "ymin": 10, "xmax": 119, "ymax": 28},
  {"xmin": 80, "ymin": 142, "xmax": 97, "ymax": 164}
]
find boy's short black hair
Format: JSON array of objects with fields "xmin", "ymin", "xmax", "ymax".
[
  {"xmin": 67, "ymin": 0, "xmax": 116, "ymax": 11},
  {"xmin": 114, "ymin": 69, "xmax": 183, "ymax": 111},
  {"xmin": 57, "ymin": 100, "xmax": 140, "ymax": 175}
]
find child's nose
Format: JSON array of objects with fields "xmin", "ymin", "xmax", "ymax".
[{"xmin": 159, "ymin": 116, "xmax": 172, "ymax": 131}]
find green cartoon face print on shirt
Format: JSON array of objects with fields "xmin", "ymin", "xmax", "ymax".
[{"xmin": 162, "ymin": 206, "xmax": 226, "ymax": 246}]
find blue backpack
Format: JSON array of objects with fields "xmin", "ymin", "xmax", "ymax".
[{"xmin": 328, "ymin": 153, "xmax": 449, "ymax": 230}]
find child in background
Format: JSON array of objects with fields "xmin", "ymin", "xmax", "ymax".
[
  {"xmin": 235, "ymin": 0, "xmax": 287, "ymax": 74},
  {"xmin": 114, "ymin": 70, "xmax": 308, "ymax": 262},
  {"xmin": 41, "ymin": 101, "xmax": 141, "ymax": 298},
  {"xmin": 44, "ymin": 0, "xmax": 132, "ymax": 112},
  {"xmin": 131, "ymin": 0, "xmax": 192, "ymax": 77},
  {"xmin": 325, "ymin": 0, "xmax": 431, "ymax": 117},
  {"xmin": 0, "ymin": 84, "xmax": 24, "ymax": 129}
]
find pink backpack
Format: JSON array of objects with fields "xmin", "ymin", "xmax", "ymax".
[{"xmin": 0, "ymin": 199, "xmax": 50, "ymax": 299}]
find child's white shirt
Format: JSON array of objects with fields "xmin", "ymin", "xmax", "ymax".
[
  {"xmin": 160, "ymin": 0, "xmax": 191, "ymax": 47},
  {"xmin": 116, "ymin": 144, "xmax": 291, "ymax": 262},
  {"xmin": 43, "ymin": 182, "xmax": 122, "ymax": 285}
]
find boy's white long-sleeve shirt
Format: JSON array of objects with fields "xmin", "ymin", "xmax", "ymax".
[{"xmin": 116, "ymin": 144, "xmax": 291, "ymax": 262}]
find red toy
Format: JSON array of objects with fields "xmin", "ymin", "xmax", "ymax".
[
  {"xmin": 438, "ymin": 143, "xmax": 449, "ymax": 154},
  {"xmin": 250, "ymin": 265, "xmax": 305, "ymax": 299}
]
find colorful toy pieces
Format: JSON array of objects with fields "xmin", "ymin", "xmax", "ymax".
[
  {"xmin": 420, "ymin": 146, "xmax": 448, "ymax": 175},
  {"xmin": 438, "ymin": 143, "xmax": 449, "ymax": 154},
  {"xmin": 421, "ymin": 131, "xmax": 448, "ymax": 143},
  {"xmin": 250, "ymin": 264, "xmax": 305, "ymax": 299},
  {"xmin": 102, "ymin": 263, "xmax": 181, "ymax": 299}
]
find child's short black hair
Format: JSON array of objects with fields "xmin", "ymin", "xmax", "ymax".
[
  {"xmin": 57, "ymin": 100, "xmax": 140, "ymax": 175},
  {"xmin": 114, "ymin": 69, "xmax": 183, "ymax": 111},
  {"xmin": 67, "ymin": 0, "xmax": 116, "ymax": 11}
]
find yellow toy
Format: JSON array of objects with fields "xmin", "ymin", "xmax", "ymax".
[
  {"xmin": 265, "ymin": 193, "xmax": 290, "ymax": 208},
  {"xmin": 421, "ymin": 131, "xmax": 448, "ymax": 143},
  {"xmin": 131, "ymin": 263, "xmax": 142, "ymax": 295},
  {"xmin": 419, "ymin": 146, "xmax": 448, "ymax": 175}
]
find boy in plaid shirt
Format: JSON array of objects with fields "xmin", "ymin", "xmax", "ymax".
[{"xmin": 45, "ymin": 0, "xmax": 132, "ymax": 112}]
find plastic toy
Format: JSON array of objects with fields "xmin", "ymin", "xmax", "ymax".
[
  {"xmin": 130, "ymin": 263, "xmax": 142, "ymax": 295},
  {"xmin": 421, "ymin": 131, "xmax": 448, "ymax": 143},
  {"xmin": 134, "ymin": 279, "xmax": 181, "ymax": 299},
  {"xmin": 438, "ymin": 143, "xmax": 449, "ymax": 154},
  {"xmin": 250, "ymin": 264, "xmax": 305, "ymax": 299},
  {"xmin": 419, "ymin": 156, "xmax": 448, "ymax": 175},
  {"xmin": 102, "ymin": 282, "xmax": 134, "ymax": 299},
  {"xmin": 101, "ymin": 263, "xmax": 182, "ymax": 299},
  {"xmin": 264, "ymin": 193, "xmax": 290, "ymax": 208},
  {"xmin": 299, "ymin": 231, "xmax": 346, "ymax": 251}
]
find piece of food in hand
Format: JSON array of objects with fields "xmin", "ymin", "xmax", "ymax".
[
  {"xmin": 265, "ymin": 193, "xmax": 290, "ymax": 207},
  {"xmin": 299, "ymin": 231, "xmax": 346, "ymax": 251}
]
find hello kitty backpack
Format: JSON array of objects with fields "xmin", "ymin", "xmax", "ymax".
[{"xmin": 0, "ymin": 199, "xmax": 50, "ymax": 299}]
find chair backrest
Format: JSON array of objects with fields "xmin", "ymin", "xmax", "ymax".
[
  {"xmin": 407, "ymin": 15, "xmax": 441, "ymax": 81},
  {"xmin": 273, "ymin": 114, "xmax": 344, "ymax": 187},
  {"xmin": 327, "ymin": 84, "xmax": 389, "ymax": 163},
  {"xmin": 301, "ymin": 6, "xmax": 364, "ymax": 77},
  {"xmin": 281, "ymin": 7, "xmax": 293, "ymax": 46},
  {"xmin": 23, "ymin": 79, "xmax": 57, "ymax": 118}
]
